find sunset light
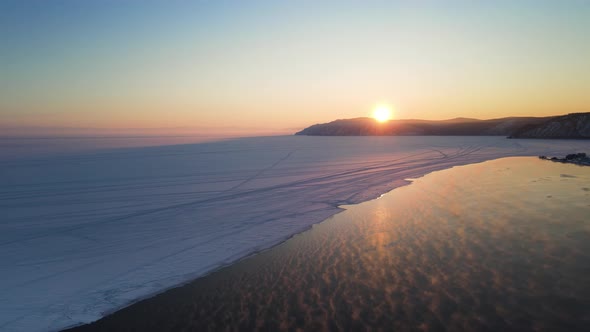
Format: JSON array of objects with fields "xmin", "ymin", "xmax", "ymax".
[
  {"xmin": 372, "ymin": 105, "xmax": 393, "ymax": 123},
  {"xmin": 2, "ymin": 2, "xmax": 589, "ymax": 331}
]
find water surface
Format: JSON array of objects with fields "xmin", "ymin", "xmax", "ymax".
[
  {"xmin": 8, "ymin": 136, "xmax": 589, "ymax": 331},
  {"xmin": 71, "ymin": 157, "xmax": 590, "ymax": 331}
]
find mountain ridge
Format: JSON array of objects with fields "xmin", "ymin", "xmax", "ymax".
[{"xmin": 295, "ymin": 113, "xmax": 590, "ymax": 138}]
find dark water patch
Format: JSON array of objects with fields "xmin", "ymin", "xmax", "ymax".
[{"xmin": 560, "ymin": 174, "xmax": 577, "ymax": 178}]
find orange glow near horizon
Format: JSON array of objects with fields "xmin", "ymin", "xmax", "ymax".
[
  {"xmin": 372, "ymin": 105, "xmax": 393, "ymax": 123},
  {"xmin": 2, "ymin": 2, "xmax": 589, "ymax": 135}
]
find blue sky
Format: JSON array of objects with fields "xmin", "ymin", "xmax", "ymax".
[{"xmin": 1, "ymin": 0, "xmax": 589, "ymax": 134}]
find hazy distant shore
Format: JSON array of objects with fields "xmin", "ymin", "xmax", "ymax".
[{"xmin": 297, "ymin": 112, "xmax": 590, "ymax": 139}]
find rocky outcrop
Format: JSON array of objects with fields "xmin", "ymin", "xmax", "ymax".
[{"xmin": 539, "ymin": 153, "xmax": 590, "ymax": 166}]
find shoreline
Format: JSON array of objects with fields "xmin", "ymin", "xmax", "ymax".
[
  {"xmin": 66, "ymin": 156, "xmax": 590, "ymax": 331},
  {"xmin": 4, "ymin": 136, "xmax": 589, "ymax": 332},
  {"xmin": 539, "ymin": 152, "xmax": 590, "ymax": 166},
  {"xmin": 63, "ymin": 155, "xmax": 537, "ymax": 331}
]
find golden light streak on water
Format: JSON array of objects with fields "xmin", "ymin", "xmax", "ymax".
[{"xmin": 72, "ymin": 157, "xmax": 590, "ymax": 331}]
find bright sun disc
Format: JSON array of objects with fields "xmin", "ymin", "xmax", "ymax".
[{"xmin": 372, "ymin": 105, "xmax": 393, "ymax": 123}]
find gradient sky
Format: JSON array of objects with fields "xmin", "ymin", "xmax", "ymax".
[{"xmin": 1, "ymin": 0, "xmax": 589, "ymax": 135}]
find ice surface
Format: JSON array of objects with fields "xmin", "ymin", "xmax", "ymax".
[{"xmin": 0, "ymin": 136, "xmax": 588, "ymax": 331}]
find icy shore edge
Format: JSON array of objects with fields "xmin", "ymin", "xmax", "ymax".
[{"xmin": 1, "ymin": 136, "xmax": 588, "ymax": 332}]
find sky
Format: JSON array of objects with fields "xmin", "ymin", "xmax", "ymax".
[{"xmin": 1, "ymin": 0, "xmax": 589, "ymax": 136}]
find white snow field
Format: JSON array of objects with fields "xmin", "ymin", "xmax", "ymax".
[{"xmin": 1, "ymin": 136, "xmax": 588, "ymax": 331}]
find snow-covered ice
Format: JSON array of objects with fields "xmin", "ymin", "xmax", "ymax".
[{"xmin": 0, "ymin": 136, "xmax": 588, "ymax": 331}]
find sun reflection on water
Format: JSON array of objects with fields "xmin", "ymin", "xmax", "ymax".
[{"xmin": 77, "ymin": 157, "xmax": 590, "ymax": 332}]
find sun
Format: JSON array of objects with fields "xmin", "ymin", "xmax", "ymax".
[{"xmin": 372, "ymin": 105, "xmax": 393, "ymax": 123}]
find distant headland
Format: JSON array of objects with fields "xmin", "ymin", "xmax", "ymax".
[{"xmin": 296, "ymin": 113, "xmax": 590, "ymax": 139}]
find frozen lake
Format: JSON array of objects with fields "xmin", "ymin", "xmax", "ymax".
[
  {"xmin": 0, "ymin": 136, "xmax": 588, "ymax": 331},
  {"xmin": 68, "ymin": 157, "xmax": 590, "ymax": 331}
]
